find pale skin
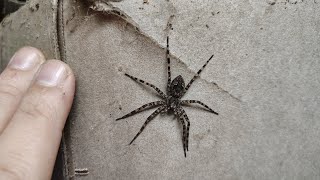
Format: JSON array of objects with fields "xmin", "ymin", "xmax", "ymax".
[{"xmin": 0, "ymin": 47, "xmax": 75, "ymax": 179}]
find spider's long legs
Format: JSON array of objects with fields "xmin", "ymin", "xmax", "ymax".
[
  {"xmin": 129, "ymin": 106, "xmax": 165, "ymax": 145},
  {"xmin": 180, "ymin": 108, "xmax": 190, "ymax": 152},
  {"xmin": 178, "ymin": 113, "xmax": 187, "ymax": 157},
  {"xmin": 185, "ymin": 55, "xmax": 214, "ymax": 91},
  {"xmin": 125, "ymin": 73, "xmax": 167, "ymax": 99},
  {"xmin": 181, "ymin": 100, "xmax": 218, "ymax": 115},
  {"xmin": 166, "ymin": 36, "xmax": 171, "ymax": 91},
  {"xmin": 116, "ymin": 101, "xmax": 165, "ymax": 121}
]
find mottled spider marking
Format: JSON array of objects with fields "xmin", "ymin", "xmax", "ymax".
[
  {"xmin": 178, "ymin": 114, "xmax": 187, "ymax": 157},
  {"xmin": 169, "ymin": 75, "xmax": 185, "ymax": 98},
  {"xmin": 180, "ymin": 108, "xmax": 190, "ymax": 152},
  {"xmin": 166, "ymin": 36, "xmax": 171, "ymax": 91},
  {"xmin": 117, "ymin": 36, "xmax": 218, "ymax": 157}
]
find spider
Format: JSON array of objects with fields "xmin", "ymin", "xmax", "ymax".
[{"xmin": 116, "ymin": 37, "xmax": 218, "ymax": 157}]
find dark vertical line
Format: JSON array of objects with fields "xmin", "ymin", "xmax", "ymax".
[
  {"xmin": 57, "ymin": 0, "xmax": 66, "ymax": 62},
  {"xmin": 0, "ymin": 29, "xmax": 3, "ymax": 70},
  {"xmin": 52, "ymin": 0, "xmax": 69, "ymax": 179}
]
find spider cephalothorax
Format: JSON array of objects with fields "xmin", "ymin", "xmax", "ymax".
[{"xmin": 116, "ymin": 37, "xmax": 218, "ymax": 157}]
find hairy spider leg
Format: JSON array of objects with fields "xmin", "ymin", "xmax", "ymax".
[
  {"xmin": 166, "ymin": 36, "xmax": 171, "ymax": 92},
  {"xmin": 178, "ymin": 113, "xmax": 187, "ymax": 157},
  {"xmin": 125, "ymin": 73, "xmax": 167, "ymax": 99},
  {"xmin": 129, "ymin": 106, "xmax": 166, "ymax": 145},
  {"xmin": 180, "ymin": 108, "xmax": 190, "ymax": 152},
  {"xmin": 181, "ymin": 100, "xmax": 218, "ymax": 115},
  {"xmin": 185, "ymin": 55, "xmax": 214, "ymax": 91},
  {"xmin": 116, "ymin": 101, "xmax": 165, "ymax": 121}
]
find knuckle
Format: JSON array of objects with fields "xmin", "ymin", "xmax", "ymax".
[
  {"xmin": 0, "ymin": 83, "xmax": 22, "ymax": 101},
  {"xmin": 0, "ymin": 154, "xmax": 30, "ymax": 180},
  {"xmin": 0, "ymin": 166, "xmax": 22, "ymax": 180},
  {"xmin": 18, "ymin": 98, "xmax": 54, "ymax": 122}
]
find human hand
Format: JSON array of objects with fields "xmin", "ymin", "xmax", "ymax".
[{"xmin": 0, "ymin": 47, "xmax": 75, "ymax": 179}]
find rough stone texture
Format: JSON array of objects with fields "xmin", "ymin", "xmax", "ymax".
[
  {"xmin": 0, "ymin": 0, "xmax": 60, "ymax": 68},
  {"xmin": 1, "ymin": 0, "xmax": 320, "ymax": 179},
  {"xmin": 64, "ymin": 0, "xmax": 320, "ymax": 179}
]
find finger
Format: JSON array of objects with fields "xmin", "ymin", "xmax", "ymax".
[
  {"xmin": 0, "ymin": 47, "xmax": 45, "ymax": 133},
  {"xmin": 0, "ymin": 60, "xmax": 75, "ymax": 180}
]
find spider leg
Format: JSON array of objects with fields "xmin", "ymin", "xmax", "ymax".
[
  {"xmin": 185, "ymin": 55, "xmax": 214, "ymax": 91},
  {"xmin": 116, "ymin": 101, "xmax": 165, "ymax": 121},
  {"xmin": 180, "ymin": 108, "xmax": 190, "ymax": 152},
  {"xmin": 181, "ymin": 100, "xmax": 219, "ymax": 115},
  {"xmin": 125, "ymin": 73, "xmax": 167, "ymax": 99},
  {"xmin": 178, "ymin": 113, "xmax": 187, "ymax": 157},
  {"xmin": 129, "ymin": 106, "xmax": 165, "ymax": 145},
  {"xmin": 166, "ymin": 36, "xmax": 171, "ymax": 92}
]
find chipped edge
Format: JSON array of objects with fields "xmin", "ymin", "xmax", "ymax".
[
  {"xmin": 90, "ymin": 1, "xmax": 141, "ymax": 32},
  {"xmin": 89, "ymin": 1, "xmax": 240, "ymax": 103}
]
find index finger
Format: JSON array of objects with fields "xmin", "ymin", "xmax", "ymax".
[
  {"xmin": 0, "ymin": 47, "xmax": 45, "ymax": 133},
  {"xmin": 0, "ymin": 60, "xmax": 75, "ymax": 179}
]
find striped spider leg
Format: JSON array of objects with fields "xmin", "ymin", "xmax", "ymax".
[{"xmin": 116, "ymin": 36, "xmax": 218, "ymax": 157}]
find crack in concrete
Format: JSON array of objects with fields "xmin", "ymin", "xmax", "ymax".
[
  {"xmin": 211, "ymin": 81, "xmax": 241, "ymax": 102},
  {"xmin": 173, "ymin": 54, "xmax": 242, "ymax": 103},
  {"xmin": 90, "ymin": 1, "xmax": 141, "ymax": 31},
  {"xmin": 90, "ymin": 1, "xmax": 241, "ymax": 103}
]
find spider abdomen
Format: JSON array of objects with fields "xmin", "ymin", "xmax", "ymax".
[{"xmin": 169, "ymin": 75, "xmax": 186, "ymax": 98}]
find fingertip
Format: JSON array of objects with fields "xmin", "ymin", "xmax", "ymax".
[
  {"xmin": 7, "ymin": 47, "xmax": 45, "ymax": 71},
  {"xmin": 35, "ymin": 59, "xmax": 74, "ymax": 88},
  {"xmin": 0, "ymin": 53, "xmax": 76, "ymax": 179},
  {"xmin": 35, "ymin": 59, "xmax": 76, "ymax": 129},
  {"xmin": 34, "ymin": 59, "xmax": 75, "ymax": 116}
]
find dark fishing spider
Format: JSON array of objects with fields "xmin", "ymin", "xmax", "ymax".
[{"xmin": 116, "ymin": 37, "xmax": 218, "ymax": 157}]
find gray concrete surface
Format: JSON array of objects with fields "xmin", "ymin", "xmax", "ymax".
[
  {"xmin": 0, "ymin": 0, "xmax": 60, "ymax": 66},
  {"xmin": 64, "ymin": 0, "xmax": 320, "ymax": 179},
  {"xmin": 1, "ymin": 0, "xmax": 320, "ymax": 179}
]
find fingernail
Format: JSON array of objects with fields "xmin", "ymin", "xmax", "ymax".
[
  {"xmin": 8, "ymin": 47, "xmax": 42, "ymax": 70},
  {"xmin": 36, "ymin": 61, "xmax": 68, "ymax": 87}
]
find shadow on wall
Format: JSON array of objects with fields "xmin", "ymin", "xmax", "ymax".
[{"xmin": 0, "ymin": 0, "xmax": 26, "ymax": 21}]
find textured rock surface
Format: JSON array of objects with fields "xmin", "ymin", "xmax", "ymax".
[
  {"xmin": 0, "ymin": 0, "xmax": 59, "ymax": 67},
  {"xmin": 1, "ymin": 0, "xmax": 320, "ymax": 179},
  {"xmin": 64, "ymin": 0, "xmax": 320, "ymax": 179}
]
